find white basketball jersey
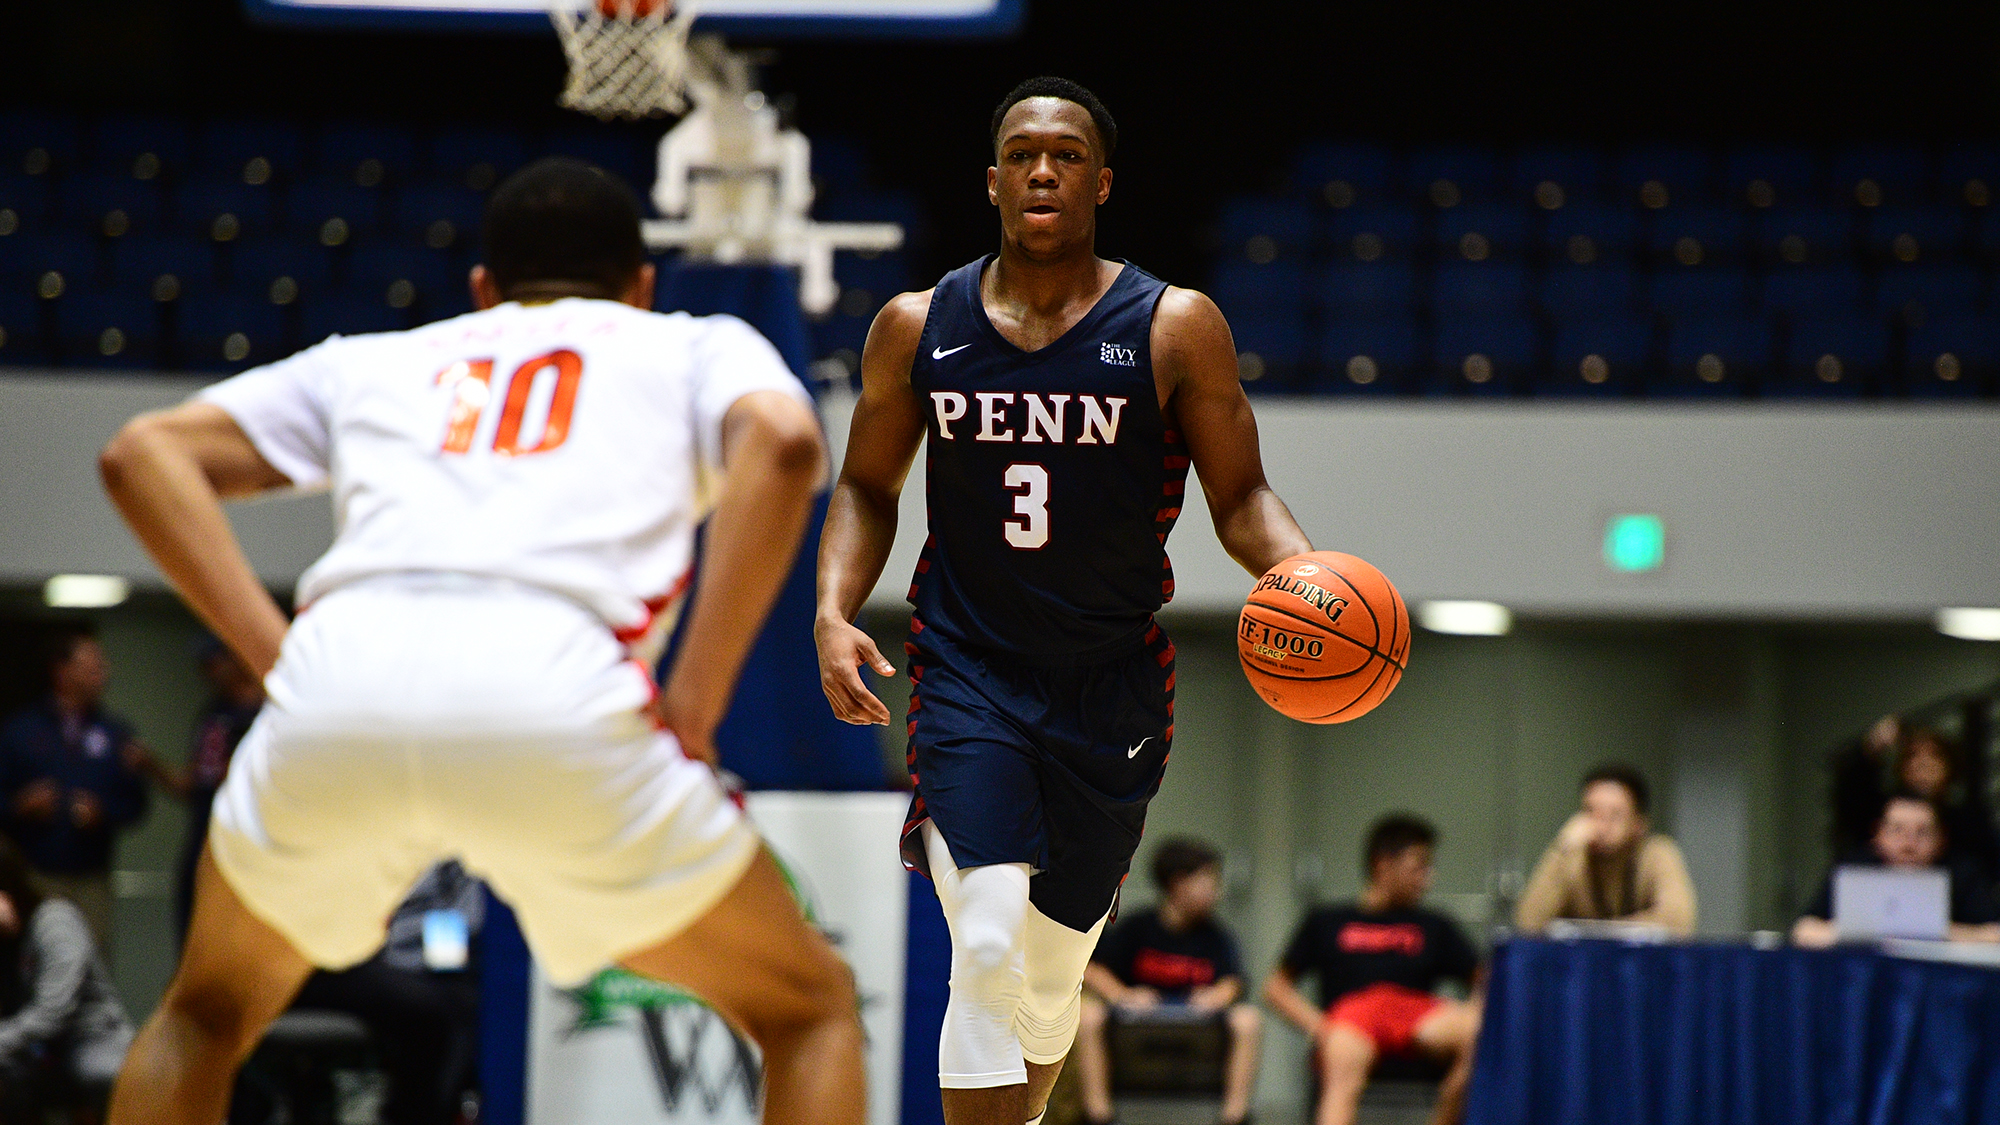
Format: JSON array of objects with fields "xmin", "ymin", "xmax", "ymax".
[{"xmin": 199, "ymin": 298, "xmax": 810, "ymax": 662}]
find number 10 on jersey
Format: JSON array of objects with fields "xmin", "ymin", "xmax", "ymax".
[{"xmin": 1003, "ymin": 463, "xmax": 1049, "ymax": 550}]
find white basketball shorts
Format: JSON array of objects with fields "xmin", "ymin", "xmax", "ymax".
[{"xmin": 208, "ymin": 575, "xmax": 760, "ymax": 987}]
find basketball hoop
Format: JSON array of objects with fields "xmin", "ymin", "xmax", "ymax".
[{"xmin": 550, "ymin": 0, "xmax": 697, "ymax": 120}]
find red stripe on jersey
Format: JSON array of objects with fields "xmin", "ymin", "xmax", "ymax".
[{"xmin": 1164, "ymin": 455, "xmax": 1191, "ymax": 470}]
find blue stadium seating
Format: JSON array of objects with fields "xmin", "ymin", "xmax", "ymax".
[
  {"xmin": 1648, "ymin": 267, "xmax": 1753, "ymax": 317},
  {"xmin": 1318, "ymin": 318, "xmax": 1418, "ymax": 394},
  {"xmin": 0, "ymin": 110, "xmax": 82, "ymax": 175},
  {"xmin": 1778, "ymin": 318, "xmax": 1888, "ymax": 397},
  {"xmin": 1644, "ymin": 205, "xmax": 1747, "ymax": 264},
  {"xmin": 1722, "ymin": 146, "xmax": 1820, "ymax": 208},
  {"xmin": 1937, "ymin": 143, "xmax": 2000, "ymax": 205},
  {"xmin": 0, "ymin": 173, "xmax": 54, "ymax": 226},
  {"xmin": 347, "ymin": 244, "xmax": 465, "ymax": 314},
  {"xmin": 1905, "ymin": 316, "xmax": 1999, "ymax": 396},
  {"xmin": 197, "ymin": 120, "xmax": 308, "ymax": 183},
  {"xmin": 0, "ymin": 284, "xmax": 48, "ymax": 365},
  {"xmin": 1217, "ymin": 197, "xmax": 1315, "ymax": 259},
  {"xmin": 1539, "ymin": 263, "xmax": 1639, "ymax": 317},
  {"xmin": 1431, "ymin": 261, "xmax": 1531, "ymax": 316},
  {"xmin": 175, "ymin": 179, "xmax": 281, "ymax": 239},
  {"xmin": 1660, "ymin": 316, "xmax": 1770, "ymax": 396},
  {"xmin": 63, "ymin": 175, "xmax": 168, "ymax": 235},
  {"xmin": 90, "ymin": 116, "xmax": 194, "ymax": 180},
  {"xmin": 1751, "ymin": 207, "xmax": 1854, "ymax": 265},
  {"xmin": 1968, "ymin": 208, "xmax": 2000, "ymax": 263},
  {"xmin": 1319, "ymin": 261, "xmax": 1418, "ymax": 317},
  {"xmin": 1210, "ymin": 259, "xmax": 1309, "ymax": 317},
  {"xmin": 1830, "ymin": 145, "xmax": 1932, "ymax": 206},
  {"xmin": 1546, "ymin": 318, "xmax": 1651, "ymax": 397},
  {"xmin": 111, "ymin": 236, "xmax": 221, "ymax": 295},
  {"xmin": 1757, "ymin": 267, "xmax": 1866, "ymax": 319},
  {"xmin": 285, "ymin": 179, "xmax": 385, "ymax": 241},
  {"xmin": 8, "ymin": 232, "xmax": 101, "ymax": 290},
  {"xmin": 1430, "ymin": 316, "xmax": 1537, "ymax": 396},
  {"xmin": 300, "ymin": 295, "xmax": 410, "ymax": 344},
  {"xmin": 1290, "ymin": 143, "xmax": 1395, "ymax": 204},
  {"xmin": 1509, "ymin": 147, "xmax": 1607, "ymax": 206},
  {"xmin": 1875, "ymin": 264, "xmax": 1984, "ymax": 321},
  {"xmin": 393, "ymin": 184, "xmax": 488, "ymax": 241},
  {"xmin": 1541, "ymin": 203, "xmax": 1639, "ymax": 263},
  {"xmin": 1322, "ymin": 204, "xmax": 1420, "ymax": 260},
  {"xmin": 228, "ymin": 239, "xmax": 336, "ymax": 297},
  {"xmin": 1863, "ymin": 206, "xmax": 1967, "ymax": 264},
  {"xmin": 53, "ymin": 291, "xmax": 160, "ymax": 368},
  {"xmin": 1405, "ymin": 146, "xmax": 1500, "ymax": 203},
  {"xmin": 1615, "ymin": 146, "xmax": 1713, "ymax": 207},
  {"xmin": 316, "ymin": 122, "xmax": 420, "ymax": 184},
  {"xmin": 1229, "ymin": 314, "xmax": 1308, "ymax": 391},
  {"xmin": 174, "ymin": 292, "xmax": 290, "ymax": 369},
  {"xmin": 429, "ymin": 128, "xmax": 529, "ymax": 189},
  {"xmin": 1435, "ymin": 203, "xmax": 1530, "ymax": 260},
  {"xmin": 543, "ymin": 128, "xmax": 652, "ymax": 191}
]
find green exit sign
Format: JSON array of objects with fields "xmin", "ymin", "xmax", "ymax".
[{"xmin": 1604, "ymin": 514, "xmax": 1665, "ymax": 573}]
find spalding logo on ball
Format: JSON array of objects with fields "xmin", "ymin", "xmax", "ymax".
[{"xmin": 1237, "ymin": 550, "xmax": 1409, "ymax": 724}]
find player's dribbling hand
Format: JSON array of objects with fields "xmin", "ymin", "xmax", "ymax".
[{"xmin": 814, "ymin": 615, "xmax": 895, "ymax": 726}]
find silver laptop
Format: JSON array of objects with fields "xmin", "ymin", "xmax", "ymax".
[{"xmin": 1834, "ymin": 866, "xmax": 1950, "ymax": 941}]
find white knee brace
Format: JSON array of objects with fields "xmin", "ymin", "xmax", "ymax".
[
  {"xmin": 927, "ymin": 823, "xmax": 1032, "ymax": 1088},
  {"xmin": 1015, "ymin": 903, "xmax": 1107, "ymax": 1065}
]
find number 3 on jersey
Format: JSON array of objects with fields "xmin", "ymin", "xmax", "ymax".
[
  {"xmin": 1003, "ymin": 462, "xmax": 1049, "ymax": 550},
  {"xmin": 436, "ymin": 350, "xmax": 583, "ymax": 457}
]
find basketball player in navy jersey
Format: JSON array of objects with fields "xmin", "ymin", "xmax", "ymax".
[{"xmin": 817, "ymin": 77, "xmax": 1312, "ymax": 1125}]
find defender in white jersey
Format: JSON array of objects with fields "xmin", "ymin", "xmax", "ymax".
[{"xmin": 98, "ymin": 159, "xmax": 865, "ymax": 1125}]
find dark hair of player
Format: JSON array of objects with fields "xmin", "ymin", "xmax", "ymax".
[
  {"xmin": 1150, "ymin": 836, "xmax": 1221, "ymax": 892},
  {"xmin": 1581, "ymin": 762, "xmax": 1651, "ymax": 816},
  {"xmin": 481, "ymin": 157, "xmax": 647, "ymax": 300},
  {"xmin": 1363, "ymin": 813, "xmax": 1437, "ymax": 876},
  {"xmin": 990, "ymin": 76, "xmax": 1118, "ymax": 163}
]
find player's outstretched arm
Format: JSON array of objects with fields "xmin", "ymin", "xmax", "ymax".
[
  {"xmin": 661, "ymin": 390, "xmax": 828, "ymax": 765},
  {"xmin": 1153, "ymin": 287, "xmax": 1314, "ymax": 576},
  {"xmin": 99, "ymin": 403, "xmax": 295, "ymax": 679},
  {"xmin": 814, "ymin": 290, "xmax": 929, "ymax": 726}
]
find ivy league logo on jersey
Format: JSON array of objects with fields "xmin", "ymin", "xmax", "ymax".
[{"xmin": 1099, "ymin": 342, "xmax": 1138, "ymax": 367}]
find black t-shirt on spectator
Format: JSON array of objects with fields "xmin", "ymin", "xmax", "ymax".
[
  {"xmin": 1091, "ymin": 909, "xmax": 1243, "ymax": 1001},
  {"xmin": 1280, "ymin": 904, "xmax": 1480, "ymax": 1009},
  {"xmin": 1802, "ymin": 855, "xmax": 2000, "ymax": 925}
]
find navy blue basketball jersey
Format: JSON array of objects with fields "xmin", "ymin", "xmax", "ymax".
[{"xmin": 908, "ymin": 255, "xmax": 1187, "ymax": 658}]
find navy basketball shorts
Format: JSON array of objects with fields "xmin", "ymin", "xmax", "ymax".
[{"xmin": 899, "ymin": 615, "xmax": 1176, "ymax": 933}]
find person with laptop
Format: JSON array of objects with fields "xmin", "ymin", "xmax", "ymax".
[{"xmin": 1792, "ymin": 791, "xmax": 2000, "ymax": 948}]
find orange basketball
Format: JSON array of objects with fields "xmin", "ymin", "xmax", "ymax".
[
  {"xmin": 1237, "ymin": 551, "xmax": 1410, "ymax": 724},
  {"xmin": 596, "ymin": 0, "xmax": 667, "ymax": 16}
]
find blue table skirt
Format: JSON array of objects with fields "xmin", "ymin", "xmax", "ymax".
[{"xmin": 1466, "ymin": 937, "xmax": 2000, "ymax": 1125}]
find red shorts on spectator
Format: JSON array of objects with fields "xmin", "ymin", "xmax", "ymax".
[{"xmin": 1324, "ymin": 981, "xmax": 1443, "ymax": 1056}]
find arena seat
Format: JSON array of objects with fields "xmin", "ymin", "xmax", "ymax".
[
  {"xmin": 111, "ymin": 235, "xmax": 221, "ymax": 296},
  {"xmin": 315, "ymin": 122, "xmax": 421, "ymax": 186},
  {"xmin": 1659, "ymin": 315, "xmax": 1769, "ymax": 396},
  {"xmin": 1862, "ymin": 206, "xmax": 1968, "ymax": 265},
  {"xmin": 198, "ymin": 120, "xmax": 308, "ymax": 180},
  {"xmin": 393, "ymin": 184, "xmax": 488, "ymax": 244},
  {"xmin": 542, "ymin": 127, "xmax": 652, "ymax": 191},
  {"xmin": 228, "ymin": 239, "xmax": 336, "ymax": 300},
  {"xmin": 1210, "ymin": 259, "xmax": 1309, "ymax": 317},
  {"xmin": 1647, "ymin": 267, "xmax": 1753, "ymax": 318},
  {"xmin": 1540, "ymin": 202, "xmax": 1640, "ymax": 264},
  {"xmin": 1643, "ymin": 205, "xmax": 1748, "ymax": 266},
  {"xmin": 1429, "ymin": 315, "xmax": 1537, "ymax": 395},
  {"xmin": 286, "ymin": 179, "xmax": 386, "ymax": 243},
  {"xmin": 1430, "ymin": 261, "xmax": 1531, "ymax": 316},
  {"xmin": 299, "ymin": 294, "xmax": 411, "ymax": 344},
  {"xmin": 1538, "ymin": 263, "xmax": 1639, "ymax": 317},
  {"xmin": 1966, "ymin": 208, "xmax": 2000, "ymax": 263},
  {"xmin": 0, "ymin": 172, "xmax": 54, "ymax": 226},
  {"xmin": 1319, "ymin": 260, "xmax": 1418, "ymax": 317},
  {"xmin": 1750, "ymin": 207, "xmax": 1855, "ymax": 266},
  {"xmin": 1757, "ymin": 266, "xmax": 1866, "ymax": 319},
  {"xmin": 1217, "ymin": 197, "xmax": 1316, "ymax": 261},
  {"xmin": 1545, "ymin": 317, "xmax": 1652, "ymax": 397},
  {"xmin": 1905, "ymin": 315, "xmax": 2000, "ymax": 396},
  {"xmin": 1230, "ymin": 313, "xmax": 1309, "ymax": 391},
  {"xmin": 1722, "ymin": 145, "xmax": 1822, "ymax": 209},
  {"xmin": 89, "ymin": 116, "xmax": 195, "ymax": 181},
  {"xmin": 1289, "ymin": 143, "xmax": 1396, "ymax": 205},
  {"xmin": 53, "ymin": 291, "xmax": 161, "ymax": 368},
  {"xmin": 10, "ymin": 232, "xmax": 102, "ymax": 291},
  {"xmin": 175, "ymin": 178, "xmax": 281, "ymax": 240},
  {"xmin": 1434, "ymin": 203, "xmax": 1530, "ymax": 261},
  {"xmin": 1778, "ymin": 317, "xmax": 1888, "ymax": 397},
  {"xmin": 0, "ymin": 110, "xmax": 82, "ymax": 176},
  {"xmin": 1508, "ymin": 146, "xmax": 1607, "ymax": 207},
  {"xmin": 1936, "ymin": 142, "xmax": 2000, "ymax": 207},
  {"xmin": 346, "ymin": 244, "xmax": 466, "ymax": 319},
  {"xmin": 174, "ymin": 292, "xmax": 291, "ymax": 369},
  {"xmin": 427, "ymin": 127, "xmax": 529, "ymax": 191},
  {"xmin": 1614, "ymin": 145, "xmax": 1714, "ymax": 208},
  {"xmin": 1874, "ymin": 264, "xmax": 1984, "ymax": 322},
  {"xmin": 1830, "ymin": 145, "xmax": 1933, "ymax": 207},
  {"xmin": 1404, "ymin": 146, "xmax": 1500, "ymax": 205},
  {"xmin": 1322, "ymin": 204, "xmax": 1420, "ymax": 262},
  {"xmin": 0, "ymin": 284, "xmax": 49, "ymax": 365},
  {"xmin": 62, "ymin": 175, "xmax": 168, "ymax": 237},
  {"xmin": 1317, "ymin": 317, "xmax": 1419, "ymax": 395}
]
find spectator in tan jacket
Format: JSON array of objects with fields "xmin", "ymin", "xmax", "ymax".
[{"xmin": 1515, "ymin": 763, "xmax": 1697, "ymax": 937}]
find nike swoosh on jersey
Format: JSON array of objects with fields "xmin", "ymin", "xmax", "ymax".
[
  {"xmin": 1127, "ymin": 736, "xmax": 1153, "ymax": 759},
  {"xmin": 932, "ymin": 343, "xmax": 973, "ymax": 360}
]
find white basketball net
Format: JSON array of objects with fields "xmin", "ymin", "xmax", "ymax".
[{"xmin": 550, "ymin": 0, "xmax": 697, "ymax": 120}]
